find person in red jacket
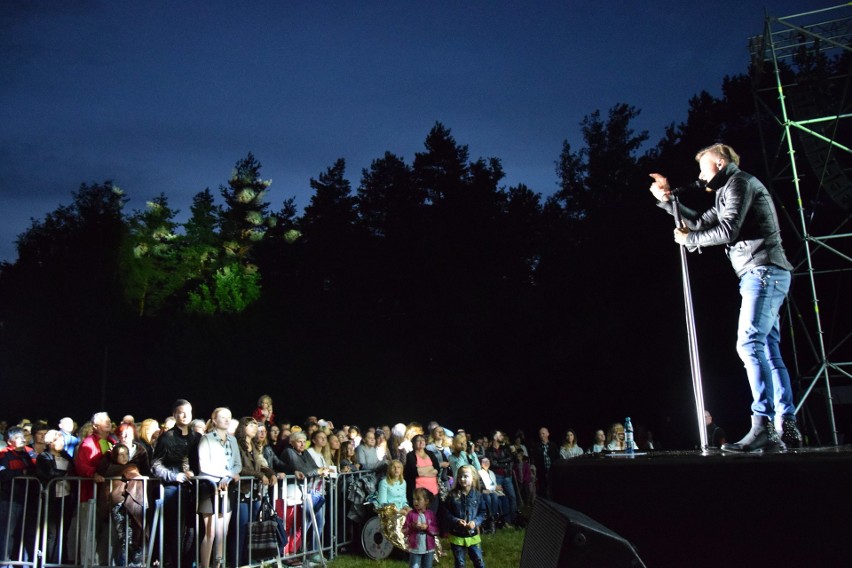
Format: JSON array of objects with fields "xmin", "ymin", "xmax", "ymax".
[{"xmin": 71, "ymin": 411, "xmax": 113, "ymax": 565}]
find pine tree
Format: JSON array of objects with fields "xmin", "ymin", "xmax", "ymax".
[
  {"xmin": 185, "ymin": 154, "xmax": 272, "ymax": 314},
  {"xmin": 219, "ymin": 152, "xmax": 273, "ymax": 265},
  {"xmin": 122, "ymin": 193, "xmax": 182, "ymax": 316}
]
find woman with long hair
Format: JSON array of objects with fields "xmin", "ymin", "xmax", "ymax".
[
  {"xmin": 197, "ymin": 407, "xmax": 241, "ymax": 568},
  {"xmin": 137, "ymin": 418, "xmax": 159, "ymax": 457},
  {"xmin": 559, "ymin": 429, "xmax": 584, "ymax": 459},
  {"xmin": 328, "ymin": 434, "xmax": 345, "ymax": 472},
  {"xmin": 255, "ymin": 422, "xmax": 287, "ymax": 476},
  {"xmin": 308, "ymin": 429, "xmax": 334, "ymax": 471},
  {"xmin": 605, "ymin": 423, "xmax": 636, "ymax": 451},
  {"xmin": 230, "ymin": 416, "xmax": 275, "ymax": 567},
  {"xmin": 339, "ymin": 440, "xmax": 356, "ymax": 473}
]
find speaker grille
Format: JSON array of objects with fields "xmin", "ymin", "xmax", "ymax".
[
  {"xmin": 519, "ymin": 499, "xmax": 570, "ymax": 567},
  {"xmin": 520, "ymin": 499, "xmax": 646, "ymax": 568}
]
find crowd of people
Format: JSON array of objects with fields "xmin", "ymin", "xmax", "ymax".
[{"xmin": 0, "ymin": 394, "xmax": 661, "ymax": 568}]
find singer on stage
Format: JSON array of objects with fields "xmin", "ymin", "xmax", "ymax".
[{"xmin": 648, "ymin": 143, "xmax": 801, "ymax": 453}]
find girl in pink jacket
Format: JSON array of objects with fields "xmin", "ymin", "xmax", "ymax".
[{"xmin": 403, "ymin": 488, "xmax": 439, "ymax": 567}]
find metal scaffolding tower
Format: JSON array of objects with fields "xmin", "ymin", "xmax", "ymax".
[{"xmin": 749, "ymin": 4, "xmax": 852, "ymax": 445}]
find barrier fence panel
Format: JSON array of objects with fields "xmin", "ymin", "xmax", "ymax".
[
  {"xmin": 0, "ymin": 477, "xmax": 42, "ymax": 568},
  {"xmin": 2, "ymin": 468, "xmax": 381, "ymax": 568}
]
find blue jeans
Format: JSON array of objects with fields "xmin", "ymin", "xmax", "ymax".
[
  {"xmin": 451, "ymin": 543, "xmax": 484, "ymax": 568},
  {"xmin": 494, "ymin": 474, "xmax": 516, "ymax": 524},
  {"xmin": 305, "ymin": 493, "xmax": 325, "ymax": 553},
  {"xmin": 158, "ymin": 483, "xmax": 194, "ymax": 568},
  {"xmin": 481, "ymin": 492, "xmax": 500, "ymax": 518},
  {"xmin": 737, "ymin": 266, "xmax": 794, "ymax": 420},
  {"xmin": 409, "ymin": 550, "xmax": 434, "ymax": 568}
]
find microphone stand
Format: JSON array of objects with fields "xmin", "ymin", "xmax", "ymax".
[{"xmin": 671, "ymin": 196, "xmax": 709, "ymax": 450}]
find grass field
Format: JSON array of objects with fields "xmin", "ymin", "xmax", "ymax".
[{"xmin": 321, "ymin": 527, "xmax": 525, "ymax": 568}]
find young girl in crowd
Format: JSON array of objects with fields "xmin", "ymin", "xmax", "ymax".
[
  {"xmin": 251, "ymin": 394, "xmax": 275, "ymax": 427},
  {"xmin": 403, "ymin": 488, "xmax": 439, "ymax": 568},
  {"xmin": 445, "ymin": 464, "xmax": 486, "ymax": 568},
  {"xmin": 378, "ymin": 459, "xmax": 410, "ymax": 511}
]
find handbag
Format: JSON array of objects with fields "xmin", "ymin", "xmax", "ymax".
[
  {"xmin": 267, "ymin": 493, "xmax": 288, "ymax": 548},
  {"xmin": 249, "ymin": 494, "xmax": 287, "ymax": 559}
]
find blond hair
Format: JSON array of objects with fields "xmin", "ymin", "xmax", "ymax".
[
  {"xmin": 139, "ymin": 419, "xmax": 159, "ymax": 445},
  {"xmin": 386, "ymin": 459, "xmax": 404, "ymax": 484},
  {"xmin": 452, "ymin": 464, "xmax": 479, "ymax": 492},
  {"xmin": 451, "ymin": 433, "xmax": 468, "ymax": 453},
  {"xmin": 43, "ymin": 429, "xmax": 62, "ymax": 445},
  {"xmin": 695, "ymin": 143, "xmax": 740, "ymax": 166}
]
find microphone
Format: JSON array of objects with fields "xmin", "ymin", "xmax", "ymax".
[{"xmin": 671, "ymin": 179, "xmax": 706, "ymax": 197}]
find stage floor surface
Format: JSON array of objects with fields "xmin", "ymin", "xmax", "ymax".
[{"xmin": 549, "ymin": 445, "xmax": 852, "ymax": 567}]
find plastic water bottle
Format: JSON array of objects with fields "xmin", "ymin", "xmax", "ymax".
[{"xmin": 624, "ymin": 417, "xmax": 635, "ymax": 454}]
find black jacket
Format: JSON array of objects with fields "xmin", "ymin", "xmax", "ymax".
[
  {"xmin": 403, "ymin": 450, "xmax": 441, "ymax": 505},
  {"xmin": 36, "ymin": 450, "xmax": 76, "ymax": 499},
  {"xmin": 659, "ymin": 163, "xmax": 794, "ymax": 277},
  {"xmin": 531, "ymin": 441, "xmax": 560, "ymax": 474}
]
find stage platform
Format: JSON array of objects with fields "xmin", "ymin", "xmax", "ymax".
[{"xmin": 548, "ymin": 446, "xmax": 852, "ymax": 567}]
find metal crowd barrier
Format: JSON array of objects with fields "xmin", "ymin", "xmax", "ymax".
[{"xmin": 1, "ymin": 469, "xmax": 376, "ymax": 568}]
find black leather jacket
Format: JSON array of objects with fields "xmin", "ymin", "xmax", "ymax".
[{"xmin": 658, "ymin": 163, "xmax": 794, "ymax": 277}]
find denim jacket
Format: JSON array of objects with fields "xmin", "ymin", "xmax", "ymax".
[{"xmin": 444, "ymin": 488, "xmax": 486, "ymax": 537}]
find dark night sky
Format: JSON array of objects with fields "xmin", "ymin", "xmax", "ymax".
[{"xmin": 0, "ymin": 0, "xmax": 827, "ymax": 264}]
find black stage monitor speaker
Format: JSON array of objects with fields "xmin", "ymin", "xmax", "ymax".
[{"xmin": 520, "ymin": 499, "xmax": 646, "ymax": 568}]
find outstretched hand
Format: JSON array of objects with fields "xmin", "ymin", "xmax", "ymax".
[{"xmin": 649, "ymin": 173, "xmax": 671, "ymax": 202}]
